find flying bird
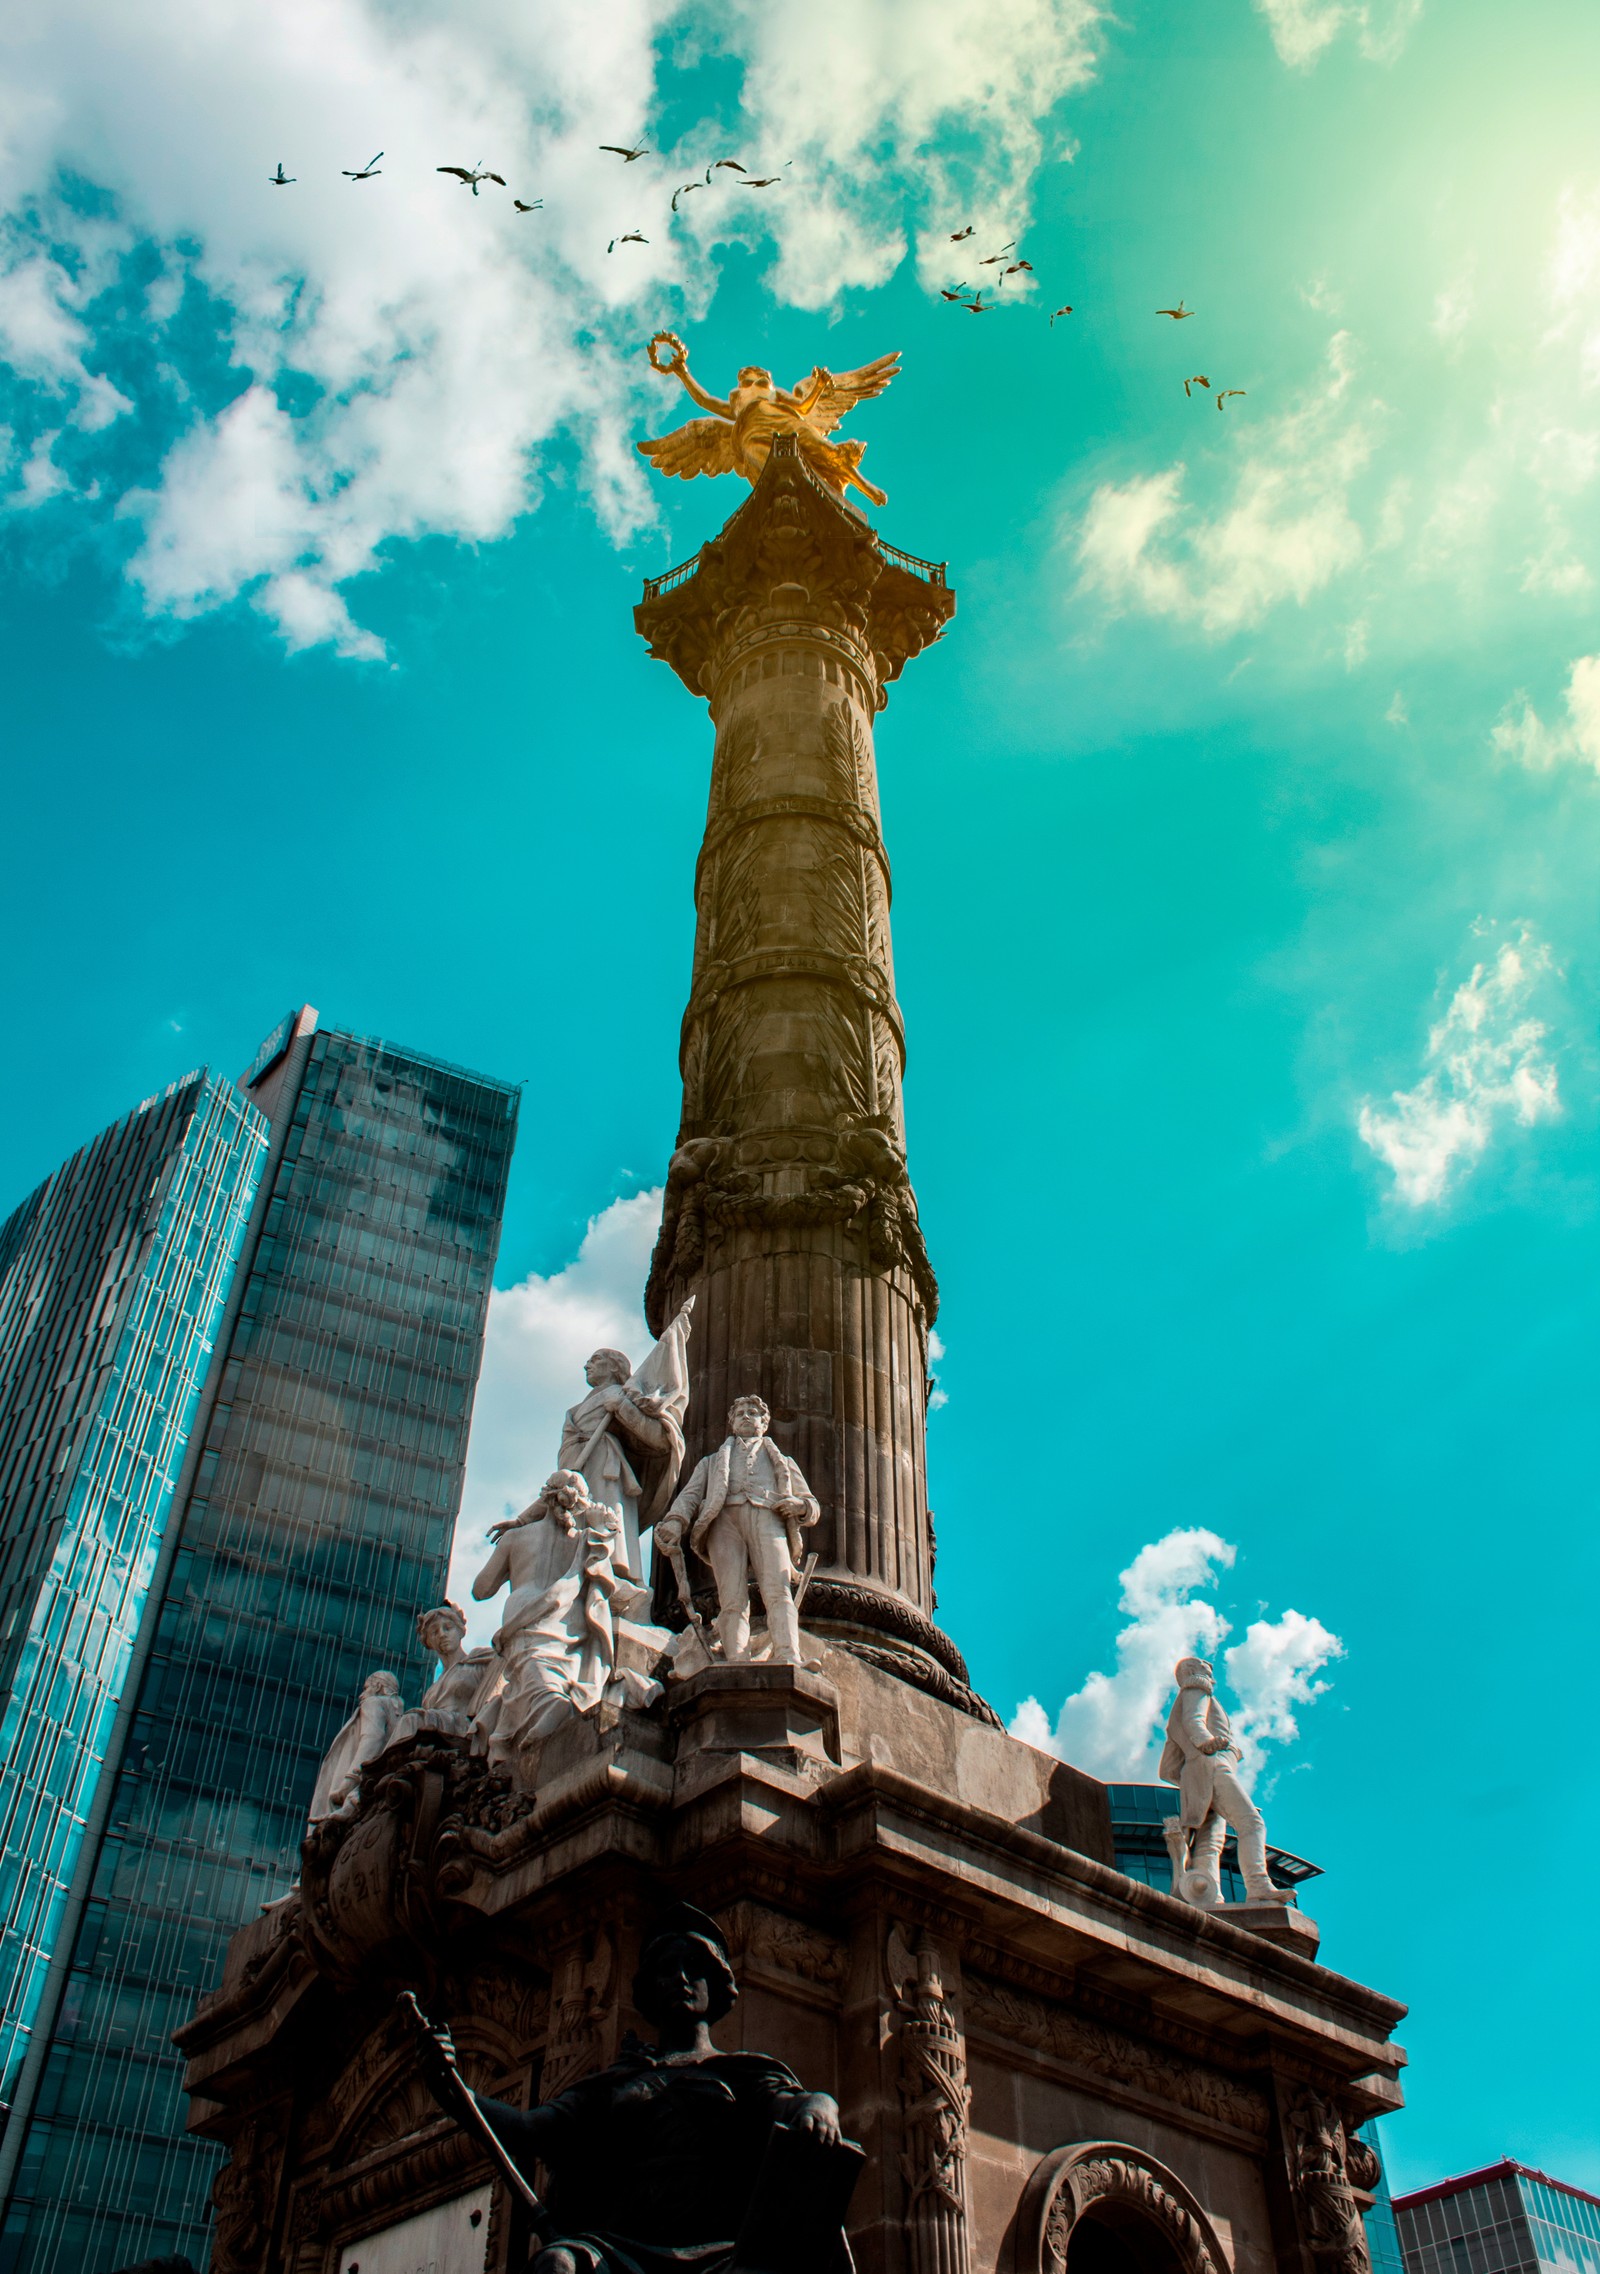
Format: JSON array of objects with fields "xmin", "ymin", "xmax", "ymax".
[
  {"xmin": 269, "ymin": 163, "xmax": 295, "ymax": 187},
  {"xmin": 1156, "ymin": 301, "xmax": 1192, "ymax": 319},
  {"xmin": 608, "ymin": 232, "xmax": 649, "ymax": 250},
  {"xmin": 1216, "ymin": 389, "xmax": 1246, "ymax": 409},
  {"xmin": 1183, "ymin": 375, "xmax": 1211, "ymax": 397},
  {"xmin": 513, "ymin": 198, "xmax": 542, "ymax": 213},
  {"xmin": 741, "ymin": 177, "xmax": 782, "ymax": 188},
  {"xmin": 1049, "ymin": 304, "xmax": 1074, "ymax": 325},
  {"xmin": 343, "ymin": 152, "xmax": 384, "ymax": 181},
  {"xmin": 950, "ymin": 224, "xmax": 975, "ymax": 241},
  {"xmin": 671, "ymin": 182, "xmax": 704, "ymax": 211},
  {"xmin": 939, "ymin": 285, "xmax": 972, "ymax": 302},
  {"xmin": 600, "ymin": 144, "xmax": 650, "ymax": 161},
  {"xmin": 705, "ymin": 159, "xmax": 746, "ymax": 178},
  {"xmin": 437, "ymin": 164, "xmax": 506, "ymax": 195},
  {"xmin": 964, "ymin": 292, "xmax": 993, "ymax": 314},
  {"xmin": 979, "ymin": 241, "xmax": 1017, "ymax": 267}
]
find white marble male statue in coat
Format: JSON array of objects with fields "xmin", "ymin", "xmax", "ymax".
[
  {"xmin": 1159, "ymin": 1655, "xmax": 1282, "ymax": 1908},
  {"xmin": 658, "ymin": 1394, "xmax": 818, "ymax": 1664}
]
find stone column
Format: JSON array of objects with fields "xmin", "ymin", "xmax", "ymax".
[{"xmin": 636, "ymin": 439, "xmax": 983, "ymax": 1713}]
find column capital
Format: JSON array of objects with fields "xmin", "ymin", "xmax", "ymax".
[{"xmin": 635, "ymin": 435, "xmax": 955, "ymax": 702}]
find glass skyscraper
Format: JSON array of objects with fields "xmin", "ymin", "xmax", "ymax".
[
  {"xmin": 1396, "ymin": 2162, "xmax": 1600, "ymax": 2274},
  {"xmin": 0, "ymin": 1011, "xmax": 518, "ymax": 2274},
  {"xmin": 0, "ymin": 1073, "xmax": 268, "ymax": 2131}
]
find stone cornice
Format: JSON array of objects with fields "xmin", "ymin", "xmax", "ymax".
[{"xmin": 635, "ymin": 436, "xmax": 955, "ymax": 700}]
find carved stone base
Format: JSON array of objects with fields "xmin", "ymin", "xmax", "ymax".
[
  {"xmin": 1219, "ymin": 1901, "xmax": 1322, "ymax": 1958},
  {"xmin": 180, "ymin": 1644, "xmax": 1402, "ymax": 2274},
  {"xmin": 668, "ymin": 1661, "xmax": 843, "ymax": 1795}
]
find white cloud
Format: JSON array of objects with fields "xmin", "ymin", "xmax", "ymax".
[
  {"xmin": 1223, "ymin": 1611, "xmax": 1342, "ymax": 1782},
  {"xmin": 1492, "ymin": 653, "xmax": 1600, "ymax": 775},
  {"xmin": 1010, "ymin": 1526, "xmax": 1342, "ymax": 1788},
  {"xmin": 1074, "ymin": 333, "xmax": 1375, "ymax": 636},
  {"xmin": 1357, "ymin": 929, "xmax": 1563, "ymax": 1208},
  {"xmin": 1253, "ymin": 0, "xmax": 1421, "ymax": 70},
  {"xmin": 0, "ymin": 0, "xmax": 1103, "ymax": 655},
  {"xmin": 1011, "ymin": 1528, "xmax": 1234, "ymax": 1778},
  {"xmin": 449, "ymin": 1189, "xmax": 663, "ymax": 1645}
]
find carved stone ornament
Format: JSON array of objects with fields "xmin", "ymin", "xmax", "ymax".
[
  {"xmin": 1014, "ymin": 2143, "xmax": 1231, "ymax": 2274},
  {"xmin": 540, "ymin": 1928, "xmax": 616, "ymax": 2098},
  {"xmin": 634, "ymin": 434, "xmax": 953, "ymax": 702},
  {"xmin": 889, "ymin": 1927, "xmax": 972, "ymax": 2274},
  {"xmin": 297, "ymin": 1731, "xmax": 525, "ymax": 1981},
  {"xmin": 1287, "ymin": 2089, "xmax": 1374, "ymax": 2274},
  {"xmin": 646, "ymin": 1119, "xmax": 939, "ymax": 1334},
  {"xmin": 963, "ymin": 1975, "xmax": 1267, "ymax": 2139}
]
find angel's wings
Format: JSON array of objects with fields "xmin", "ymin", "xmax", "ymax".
[
  {"xmin": 636, "ymin": 417, "xmax": 736, "ymax": 480},
  {"xmin": 795, "ymin": 351, "xmax": 901, "ymax": 437}
]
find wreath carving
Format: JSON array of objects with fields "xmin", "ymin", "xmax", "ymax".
[{"xmin": 1013, "ymin": 2142, "xmax": 1231, "ymax": 2274}]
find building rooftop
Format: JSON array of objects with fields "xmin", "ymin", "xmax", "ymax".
[{"xmin": 1394, "ymin": 2160, "xmax": 1600, "ymax": 2215}]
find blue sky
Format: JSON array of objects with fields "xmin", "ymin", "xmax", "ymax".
[{"xmin": 3, "ymin": 0, "xmax": 1598, "ymax": 2194}]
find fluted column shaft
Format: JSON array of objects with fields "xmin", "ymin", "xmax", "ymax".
[{"xmin": 638, "ymin": 439, "xmax": 976, "ymax": 1703}]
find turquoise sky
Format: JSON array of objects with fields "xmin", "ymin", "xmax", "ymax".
[{"xmin": 3, "ymin": 0, "xmax": 1597, "ymax": 2193}]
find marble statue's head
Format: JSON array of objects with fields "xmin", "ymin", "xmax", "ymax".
[
  {"xmin": 728, "ymin": 1393, "xmax": 769, "ymax": 1441},
  {"xmin": 633, "ymin": 1903, "xmax": 738, "ymax": 2028},
  {"xmin": 543, "ymin": 1467, "xmax": 592, "ymax": 1509},
  {"xmin": 417, "ymin": 1602, "xmax": 466, "ymax": 1654},
  {"xmin": 737, "ymin": 365, "xmax": 772, "ymax": 390},
  {"xmin": 584, "ymin": 1349, "xmax": 631, "ymax": 1388},
  {"xmin": 362, "ymin": 1671, "xmax": 402, "ymax": 1698},
  {"xmin": 1174, "ymin": 1656, "xmax": 1214, "ymax": 1690}
]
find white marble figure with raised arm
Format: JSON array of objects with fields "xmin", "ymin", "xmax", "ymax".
[
  {"xmin": 658, "ymin": 1393, "xmax": 818, "ymax": 1666},
  {"xmin": 1158, "ymin": 1655, "xmax": 1284, "ymax": 1909},
  {"xmin": 559, "ymin": 1295, "xmax": 695, "ymax": 1584}
]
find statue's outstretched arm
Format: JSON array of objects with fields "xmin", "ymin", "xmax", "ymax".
[{"xmin": 675, "ymin": 355, "xmax": 732, "ymax": 419}]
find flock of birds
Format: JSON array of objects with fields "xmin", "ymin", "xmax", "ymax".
[
  {"xmin": 266, "ymin": 141, "xmax": 782, "ymax": 249},
  {"xmin": 265, "ymin": 149, "xmax": 1246, "ymax": 410},
  {"xmin": 938, "ymin": 229, "xmax": 1246, "ymax": 408}
]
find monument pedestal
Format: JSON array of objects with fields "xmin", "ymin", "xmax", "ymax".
[{"xmin": 179, "ymin": 1646, "xmax": 1402, "ymax": 2274}]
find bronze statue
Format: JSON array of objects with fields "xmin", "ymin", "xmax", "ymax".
[
  {"xmin": 638, "ymin": 332, "xmax": 899, "ymax": 506},
  {"xmin": 402, "ymin": 1904, "xmax": 861, "ymax": 2274}
]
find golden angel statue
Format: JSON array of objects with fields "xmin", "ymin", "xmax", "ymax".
[{"xmin": 638, "ymin": 331, "xmax": 899, "ymax": 506}]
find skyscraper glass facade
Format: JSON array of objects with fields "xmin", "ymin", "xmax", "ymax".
[
  {"xmin": 1362, "ymin": 2126, "xmax": 1405, "ymax": 2274},
  {"xmin": 1397, "ymin": 2162, "xmax": 1600, "ymax": 2274},
  {"xmin": 0, "ymin": 1023, "xmax": 517, "ymax": 2274},
  {"xmin": 0, "ymin": 1075, "xmax": 267, "ymax": 2126}
]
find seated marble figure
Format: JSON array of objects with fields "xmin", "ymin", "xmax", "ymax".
[{"xmin": 406, "ymin": 1905, "xmax": 860, "ymax": 2274}]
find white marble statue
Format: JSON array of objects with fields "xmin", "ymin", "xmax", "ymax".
[
  {"xmin": 307, "ymin": 1670, "xmax": 403, "ymax": 1825},
  {"xmin": 1158, "ymin": 1655, "xmax": 1284, "ymax": 1909},
  {"xmin": 659, "ymin": 1393, "xmax": 819, "ymax": 1665},
  {"xmin": 558, "ymin": 1296, "xmax": 695, "ymax": 1584},
  {"xmin": 472, "ymin": 1468, "xmax": 656, "ymax": 1765},
  {"xmin": 397, "ymin": 1601, "xmax": 503, "ymax": 1752}
]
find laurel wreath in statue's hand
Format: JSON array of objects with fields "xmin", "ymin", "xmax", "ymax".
[{"xmin": 648, "ymin": 330, "xmax": 687, "ymax": 374}]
